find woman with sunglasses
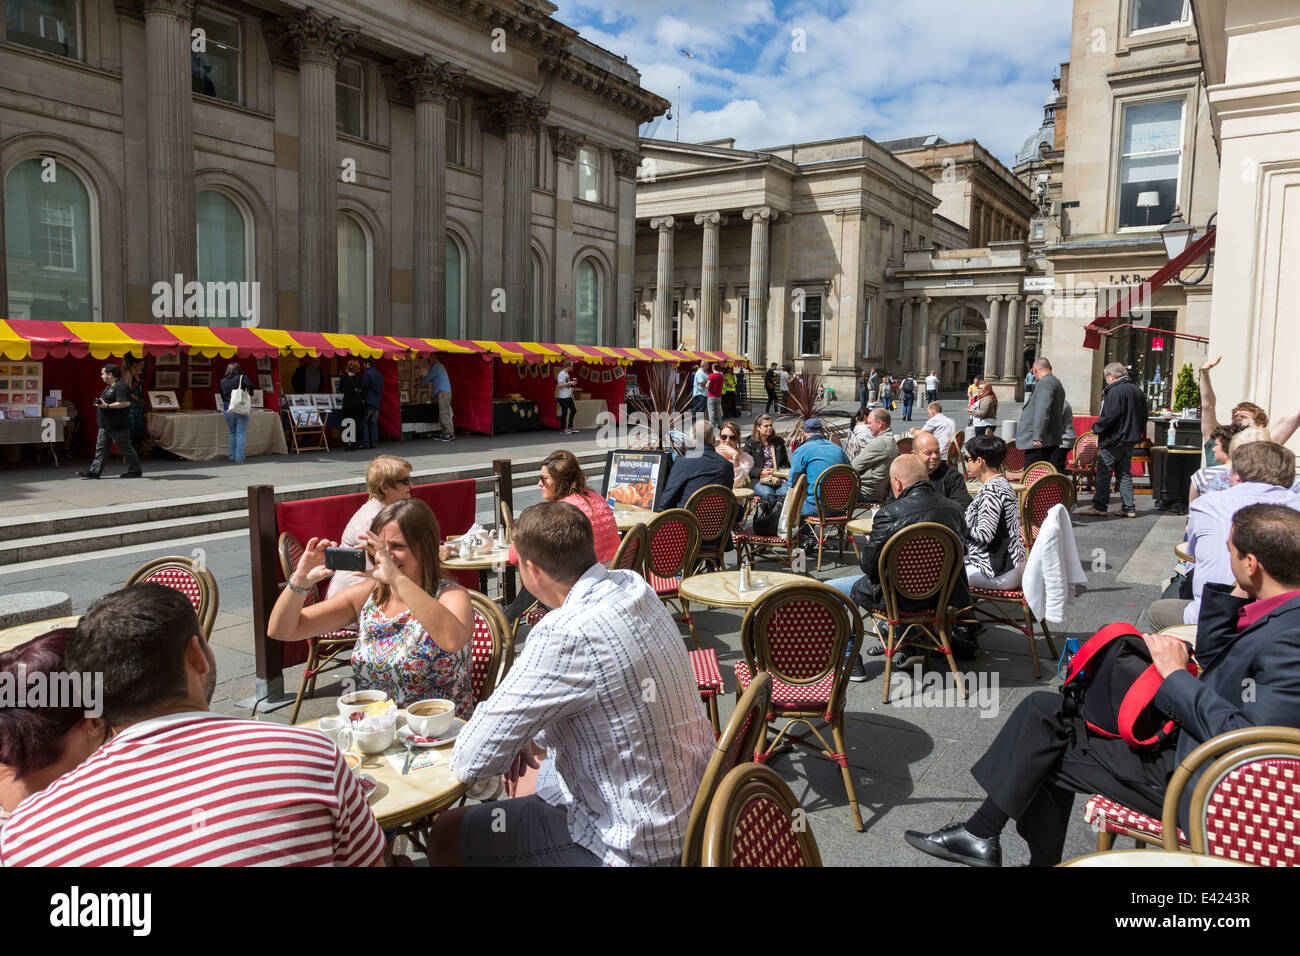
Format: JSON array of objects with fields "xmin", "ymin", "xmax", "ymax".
[
  {"xmin": 971, "ymin": 381, "xmax": 998, "ymax": 437},
  {"xmin": 961, "ymin": 435, "xmax": 1026, "ymax": 590},
  {"xmin": 743, "ymin": 414, "xmax": 791, "ymax": 501},
  {"xmin": 715, "ymin": 421, "xmax": 755, "ymax": 488},
  {"xmin": 326, "ymin": 454, "xmax": 415, "ymax": 597}
]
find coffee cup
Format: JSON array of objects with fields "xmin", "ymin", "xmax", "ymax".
[
  {"xmin": 318, "ymin": 716, "xmax": 352, "ymax": 752},
  {"xmin": 405, "ymin": 698, "xmax": 457, "ymax": 738},
  {"xmin": 352, "ymin": 725, "xmax": 396, "ymax": 755},
  {"xmin": 342, "ymin": 752, "xmax": 362, "ymax": 777},
  {"xmin": 338, "ymin": 689, "xmax": 389, "ymax": 721}
]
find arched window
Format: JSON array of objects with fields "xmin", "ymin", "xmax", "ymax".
[
  {"xmin": 574, "ymin": 258, "xmax": 600, "ymax": 345},
  {"xmin": 4, "ymin": 157, "xmax": 97, "ymax": 321},
  {"xmin": 445, "ymin": 236, "xmax": 464, "ymax": 338},
  {"xmin": 195, "ymin": 189, "xmax": 248, "ymax": 326},
  {"xmin": 337, "ymin": 213, "xmax": 371, "ymax": 334}
]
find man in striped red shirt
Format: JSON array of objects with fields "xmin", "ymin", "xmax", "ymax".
[{"xmin": 0, "ymin": 583, "xmax": 384, "ymax": 867}]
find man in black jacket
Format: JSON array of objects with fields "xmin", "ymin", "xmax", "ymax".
[
  {"xmin": 657, "ymin": 420, "xmax": 734, "ymax": 511},
  {"xmin": 905, "ymin": 504, "xmax": 1300, "ymax": 867},
  {"xmin": 886, "ymin": 431, "xmax": 972, "ymax": 509},
  {"xmin": 1079, "ymin": 362, "xmax": 1148, "ymax": 518}
]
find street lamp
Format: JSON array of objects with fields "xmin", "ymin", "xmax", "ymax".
[{"xmin": 1159, "ymin": 205, "xmax": 1214, "ymax": 285}]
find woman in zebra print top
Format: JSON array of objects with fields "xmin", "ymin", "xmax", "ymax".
[{"xmin": 961, "ymin": 435, "xmax": 1027, "ymax": 590}]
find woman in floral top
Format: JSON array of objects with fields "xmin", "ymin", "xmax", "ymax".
[
  {"xmin": 961, "ymin": 435, "xmax": 1027, "ymax": 590},
  {"xmin": 268, "ymin": 498, "xmax": 476, "ymax": 717}
]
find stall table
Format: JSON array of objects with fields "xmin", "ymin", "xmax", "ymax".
[
  {"xmin": 0, "ymin": 416, "xmax": 71, "ymax": 466},
  {"xmin": 571, "ymin": 398, "xmax": 608, "ymax": 430},
  {"xmin": 492, "ymin": 399, "xmax": 540, "ymax": 434},
  {"xmin": 148, "ymin": 409, "xmax": 287, "ymax": 461}
]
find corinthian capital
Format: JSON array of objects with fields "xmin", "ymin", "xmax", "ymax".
[
  {"xmin": 266, "ymin": 7, "xmax": 358, "ymax": 69},
  {"xmin": 550, "ymin": 126, "xmax": 582, "ymax": 160},
  {"xmin": 482, "ymin": 91, "xmax": 550, "ymax": 136},
  {"xmin": 397, "ymin": 56, "xmax": 465, "ymax": 105},
  {"xmin": 612, "ymin": 149, "xmax": 642, "ymax": 180}
]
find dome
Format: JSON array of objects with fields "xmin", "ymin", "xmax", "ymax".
[{"xmin": 1015, "ymin": 125, "xmax": 1054, "ymax": 167}]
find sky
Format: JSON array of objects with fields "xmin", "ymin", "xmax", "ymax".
[{"xmin": 553, "ymin": 0, "xmax": 1073, "ymax": 168}]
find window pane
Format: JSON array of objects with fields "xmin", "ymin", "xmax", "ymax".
[
  {"xmin": 529, "ymin": 255, "xmax": 541, "ymax": 340},
  {"xmin": 1131, "ymin": 0, "xmax": 1187, "ymax": 32},
  {"xmin": 4, "ymin": 158, "xmax": 94, "ymax": 321},
  {"xmin": 195, "ymin": 190, "xmax": 246, "ymax": 327},
  {"xmin": 575, "ymin": 260, "xmax": 598, "ymax": 345},
  {"xmin": 445, "ymin": 237, "xmax": 462, "ymax": 338},
  {"xmin": 578, "ymin": 147, "xmax": 599, "ymax": 203},
  {"xmin": 1119, "ymin": 99, "xmax": 1182, "ymax": 227},
  {"xmin": 336, "ymin": 61, "xmax": 363, "ymax": 137},
  {"xmin": 861, "ymin": 298, "xmax": 872, "ymax": 357},
  {"xmin": 445, "ymin": 99, "xmax": 462, "ymax": 166},
  {"xmin": 337, "ymin": 214, "xmax": 369, "ymax": 334},
  {"xmin": 800, "ymin": 295, "xmax": 822, "ymax": 356},
  {"xmin": 739, "ymin": 296, "xmax": 749, "ymax": 356},
  {"xmin": 5, "ymin": 0, "xmax": 78, "ymax": 59},
  {"xmin": 191, "ymin": 10, "xmax": 240, "ymax": 103}
]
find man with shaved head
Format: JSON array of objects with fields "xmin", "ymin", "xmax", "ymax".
[
  {"xmin": 826, "ymin": 453, "xmax": 972, "ymax": 679},
  {"xmin": 887, "ymin": 430, "xmax": 972, "ymax": 509}
]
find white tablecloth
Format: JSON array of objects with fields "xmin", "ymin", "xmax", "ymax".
[
  {"xmin": 572, "ymin": 398, "xmax": 608, "ymax": 429},
  {"xmin": 147, "ymin": 410, "xmax": 287, "ymax": 461},
  {"xmin": 0, "ymin": 416, "xmax": 69, "ymax": 445}
]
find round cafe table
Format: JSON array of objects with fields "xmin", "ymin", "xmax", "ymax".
[
  {"xmin": 612, "ymin": 505, "xmax": 656, "ymax": 532},
  {"xmin": 1160, "ymin": 623, "xmax": 1198, "ymax": 648},
  {"xmin": 678, "ymin": 570, "xmax": 807, "ymax": 610},
  {"xmin": 1174, "ymin": 541, "xmax": 1193, "ymax": 563},
  {"xmin": 1059, "ymin": 848, "xmax": 1248, "ymax": 867},
  {"xmin": 0, "ymin": 614, "xmax": 82, "ymax": 653},
  {"xmin": 847, "ymin": 515, "xmax": 874, "ymax": 536},
  {"xmin": 733, "ymin": 487, "xmax": 754, "ymax": 502},
  {"xmin": 442, "ymin": 543, "xmax": 513, "ymax": 595},
  {"xmin": 300, "ymin": 712, "xmax": 469, "ymax": 830}
]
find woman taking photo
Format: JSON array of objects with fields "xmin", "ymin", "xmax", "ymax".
[
  {"xmin": 715, "ymin": 421, "xmax": 755, "ymax": 488},
  {"xmin": 326, "ymin": 455, "xmax": 414, "ymax": 597},
  {"xmin": 269, "ymin": 498, "xmax": 476, "ymax": 718},
  {"xmin": 340, "ymin": 359, "xmax": 365, "ymax": 450},
  {"xmin": 971, "ymin": 381, "xmax": 998, "ymax": 437},
  {"xmin": 961, "ymin": 435, "xmax": 1026, "ymax": 590},
  {"xmin": 219, "ymin": 362, "xmax": 254, "ymax": 462},
  {"xmin": 743, "ymin": 413, "xmax": 790, "ymax": 501}
]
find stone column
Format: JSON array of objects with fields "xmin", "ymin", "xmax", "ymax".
[
  {"xmin": 400, "ymin": 57, "xmax": 464, "ymax": 337},
  {"xmin": 612, "ymin": 150, "xmax": 641, "ymax": 345},
  {"xmin": 272, "ymin": 9, "xmax": 358, "ymax": 332},
  {"xmin": 650, "ymin": 216, "xmax": 676, "ymax": 348},
  {"xmin": 694, "ymin": 211, "xmax": 725, "ymax": 351},
  {"xmin": 1002, "ymin": 294, "xmax": 1024, "ymax": 382},
  {"xmin": 984, "ymin": 295, "xmax": 1004, "ymax": 379},
  {"xmin": 914, "ymin": 296, "xmax": 931, "ymax": 373},
  {"xmin": 485, "ymin": 92, "xmax": 549, "ymax": 341},
  {"xmin": 551, "ymin": 127, "xmax": 581, "ymax": 342},
  {"xmin": 743, "ymin": 205, "xmax": 776, "ymax": 367},
  {"xmin": 899, "ymin": 298, "xmax": 914, "ymax": 370},
  {"xmin": 144, "ymin": 0, "xmax": 198, "ymax": 295}
]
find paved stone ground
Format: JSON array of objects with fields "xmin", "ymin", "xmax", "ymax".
[{"xmin": 2, "ymin": 391, "xmax": 1185, "ymax": 866}]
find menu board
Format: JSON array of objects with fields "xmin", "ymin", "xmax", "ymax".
[
  {"xmin": 0, "ymin": 362, "xmax": 43, "ymax": 418},
  {"xmin": 601, "ymin": 450, "xmax": 673, "ymax": 511}
]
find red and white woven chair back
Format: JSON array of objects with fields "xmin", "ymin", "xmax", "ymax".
[
  {"xmin": 645, "ymin": 510, "xmax": 698, "ymax": 579},
  {"xmin": 612, "ymin": 525, "xmax": 646, "ymax": 573},
  {"xmin": 1003, "ymin": 444, "xmax": 1026, "ymax": 475},
  {"xmin": 470, "ymin": 608, "xmax": 494, "ymax": 702},
  {"xmin": 896, "ymin": 437, "xmax": 913, "ymax": 455},
  {"xmin": 279, "ymin": 533, "xmax": 318, "ymax": 606},
  {"xmin": 764, "ymin": 599, "xmax": 840, "ymax": 683},
  {"xmin": 466, "ymin": 591, "xmax": 511, "ymax": 704},
  {"xmin": 688, "ymin": 486, "xmax": 733, "ymax": 542},
  {"xmin": 1022, "ymin": 474, "xmax": 1074, "ymax": 548},
  {"xmin": 815, "ymin": 465, "xmax": 857, "ymax": 517},
  {"xmin": 893, "ymin": 536, "xmax": 947, "ymax": 602},
  {"xmin": 1022, "ymin": 461, "xmax": 1056, "ymax": 485},
  {"xmin": 702, "ymin": 763, "xmax": 821, "ymax": 867},
  {"xmin": 1074, "ymin": 433, "xmax": 1099, "ymax": 468},
  {"xmin": 731, "ymin": 794, "xmax": 810, "ymax": 866},
  {"xmin": 140, "ymin": 567, "xmax": 203, "ymax": 617},
  {"xmin": 1201, "ymin": 755, "xmax": 1300, "ymax": 866}
]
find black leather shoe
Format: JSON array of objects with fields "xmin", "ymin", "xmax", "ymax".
[
  {"xmin": 76, "ymin": 470, "xmax": 100, "ymax": 479},
  {"xmin": 119, "ymin": 472, "xmax": 144, "ymax": 479},
  {"xmin": 904, "ymin": 824, "xmax": 1001, "ymax": 867}
]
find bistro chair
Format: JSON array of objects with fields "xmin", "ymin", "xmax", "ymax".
[
  {"xmin": 125, "ymin": 554, "xmax": 219, "ymax": 641},
  {"xmin": 946, "ymin": 440, "xmax": 962, "ymax": 473},
  {"xmin": 467, "ymin": 590, "xmax": 514, "ymax": 705},
  {"xmin": 1021, "ymin": 460, "xmax": 1058, "ymax": 486},
  {"xmin": 1067, "ymin": 432, "xmax": 1100, "ymax": 497},
  {"xmin": 275, "ymin": 532, "xmax": 359, "ymax": 725},
  {"xmin": 682, "ymin": 672, "xmax": 773, "ymax": 866},
  {"xmin": 895, "ymin": 436, "xmax": 913, "ymax": 455},
  {"xmin": 869, "ymin": 522, "xmax": 965, "ymax": 705},
  {"xmin": 735, "ymin": 582, "xmax": 865, "ymax": 831},
  {"xmin": 611, "ymin": 521, "xmax": 648, "ymax": 574},
  {"xmin": 642, "ymin": 509, "xmax": 702, "ymax": 647},
  {"xmin": 1002, "ymin": 443, "xmax": 1026, "ymax": 481},
  {"xmin": 701, "ymin": 763, "xmax": 823, "ymax": 867},
  {"xmin": 732, "ymin": 474, "xmax": 808, "ymax": 572},
  {"xmin": 499, "ymin": 500, "xmax": 514, "ymax": 543},
  {"xmin": 806, "ymin": 464, "xmax": 860, "ymax": 571},
  {"xmin": 963, "ymin": 475, "xmax": 1072, "ymax": 680},
  {"xmin": 684, "ymin": 484, "xmax": 738, "ymax": 573}
]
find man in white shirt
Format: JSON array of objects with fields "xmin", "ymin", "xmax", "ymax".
[
  {"xmin": 778, "ymin": 365, "xmax": 791, "ymax": 406},
  {"xmin": 914, "ymin": 401, "xmax": 957, "ymax": 456},
  {"xmin": 555, "ymin": 361, "xmax": 578, "ymax": 434},
  {"xmin": 431, "ymin": 501, "xmax": 714, "ymax": 866},
  {"xmin": 925, "ymin": 370, "xmax": 940, "ymax": 404}
]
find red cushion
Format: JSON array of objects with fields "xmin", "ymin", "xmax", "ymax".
[
  {"xmin": 689, "ymin": 648, "xmax": 724, "ymax": 693},
  {"xmin": 970, "ymin": 586, "xmax": 1025, "ymax": 600},
  {"xmin": 1084, "ymin": 794, "xmax": 1185, "ymax": 843},
  {"xmin": 734, "ymin": 661, "xmax": 833, "ymax": 709},
  {"xmin": 733, "ymin": 532, "xmax": 786, "ymax": 546},
  {"xmin": 647, "ymin": 570, "xmax": 682, "ymax": 596}
]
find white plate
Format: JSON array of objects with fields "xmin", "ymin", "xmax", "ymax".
[
  {"xmin": 360, "ymin": 773, "xmax": 380, "ymax": 802},
  {"xmin": 397, "ymin": 722, "xmax": 462, "ymax": 748}
]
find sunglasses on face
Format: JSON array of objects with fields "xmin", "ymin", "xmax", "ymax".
[{"xmin": 396, "ymin": 476, "xmax": 414, "ymax": 486}]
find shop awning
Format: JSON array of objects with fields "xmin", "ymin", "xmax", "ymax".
[
  {"xmin": 1083, "ymin": 226, "xmax": 1217, "ymax": 349},
  {"xmin": 477, "ymin": 341, "xmax": 564, "ymax": 364}
]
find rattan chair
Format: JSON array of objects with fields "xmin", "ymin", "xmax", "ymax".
[
  {"xmin": 964, "ymin": 474, "xmax": 1073, "ymax": 679},
  {"xmin": 732, "ymin": 474, "xmax": 808, "ymax": 572},
  {"xmin": 946, "ymin": 440, "xmax": 962, "ymax": 472},
  {"xmin": 682, "ymin": 672, "xmax": 772, "ymax": 866},
  {"xmin": 735, "ymin": 581, "xmax": 865, "ymax": 831},
  {"xmin": 1021, "ymin": 460, "xmax": 1058, "ymax": 486},
  {"xmin": 1067, "ymin": 432, "xmax": 1099, "ymax": 496},
  {"xmin": 868, "ymin": 522, "xmax": 965, "ymax": 705},
  {"xmin": 125, "ymin": 555, "xmax": 219, "ymax": 640},
  {"xmin": 643, "ymin": 509, "xmax": 702, "ymax": 647},
  {"xmin": 701, "ymin": 762, "xmax": 823, "ymax": 866},
  {"xmin": 895, "ymin": 436, "xmax": 913, "ymax": 455},
  {"xmin": 684, "ymin": 484, "xmax": 738, "ymax": 572},
  {"xmin": 499, "ymin": 500, "xmax": 514, "ymax": 541},
  {"xmin": 806, "ymin": 464, "xmax": 860, "ymax": 571},
  {"xmin": 467, "ymin": 590, "xmax": 514, "ymax": 705},
  {"xmin": 276, "ymin": 532, "xmax": 359, "ymax": 724},
  {"xmin": 1003, "ymin": 443, "xmax": 1026, "ymax": 481},
  {"xmin": 611, "ymin": 521, "xmax": 648, "ymax": 574}
]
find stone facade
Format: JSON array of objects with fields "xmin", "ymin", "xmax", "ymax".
[{"xmin": 0, "ymin": 0, "xmax": 667, "ymax": 342}]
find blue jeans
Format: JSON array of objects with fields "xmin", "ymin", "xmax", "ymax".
[
  {"xmin": 902, "ymin": 393, "xmax": 915, "ymax": 420},
  {"xmin": 363, "ymin": 405, "xmax": 380, "ymax": 447},
  {"xmin": 224, "ymin": 409, "xmax": 250, "ymax": 462},
  {"xmin": 1094, "ymin": 444, "xmax": 1134, "ymax": 512},
  {"xmin": 753, "ymin": 479, "xmax": 789, "ymax": 501}
]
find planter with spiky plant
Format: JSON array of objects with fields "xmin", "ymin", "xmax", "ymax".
[
  {"xmin": 626, "ymin": 362, "xmax": 693, "ymax": 455},
  {"xmin": 779, "ymin": 371, "xmax": 850, "ymax": 450}
]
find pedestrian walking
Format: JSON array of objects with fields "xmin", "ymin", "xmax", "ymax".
[
  {"xmin": 869, "ymin": 367, "xmax": 880, "ymax": 405},
  {"xmin": 77, "ymin": 363, "xmax": 143, "ymax": 479},
  {"xmin": 339, "ymin": 359, "xmax": 364, "ymax": 449},
  {"xmin": 361, "ymin": 357, "xmax": 384, "ymax": 449},
  {"xmin": 925, "ymin": 369, "xmax": 939, "ymax": 405},
  {"xmin": 1015, "ymin": 357, "xmax": 1066, "ymax": 467},
  {"xmin": 764, "ymin": 362, "xmax": 780, "ymax": 413},
  {"xmin": 901, "ymin": 373, "xmax": 918, "ymax": 421},
  {"xmin": 556, "ymin": 360, "xmax": 578, "ymax": 434}
]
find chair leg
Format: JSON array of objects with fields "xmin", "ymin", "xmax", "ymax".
[
  {"xmin": 816, "ymin": 530, "xmax": 825, "ymax": 572},
  {"xmin": 1096, "ymin": 830, "xmax": 1117, "ymax": 852},
  {"xmin": 831, "ymin": 719, "xmax": 865, "ymax": 832},
  {"xmin": 881, "ymin": 622, "xmax": 896, "ymax": 705},
  {"xmin": 1021, "ymin": 603, "xmax": 1043, "ymax": 680},
  {"xmin": 703, "ymin": 693, "xmax": 721, "ymax": 739},
  {"xmin": 681, "ymin": 598, "xmax": 701, "ymax": 649}
]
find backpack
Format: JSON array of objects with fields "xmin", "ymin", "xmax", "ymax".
[
  {"xmin": 1062, "ymin": 622, "xmax": 1198, "ymax": 749},
  {"xmin": 902, "ymin": 377, "xmax": 915, "ymax": 393},
  {"xmin": 752, "ymin": 493, "xmax": 782, "ymax": 537}
]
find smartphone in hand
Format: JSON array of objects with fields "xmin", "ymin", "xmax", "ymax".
[{"xmin": 324, "ymin": 547, "xmax": 367, "ymax": 572}]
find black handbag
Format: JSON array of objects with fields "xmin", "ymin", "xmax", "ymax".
[{"xmin": 752, "ymin": 494, "xmax": 782, "ymax": 537}]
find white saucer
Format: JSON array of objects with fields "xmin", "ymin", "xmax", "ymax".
[
  {"xmin": 360, "ymin": 773, "xmax": 379, "ymax": 801},
  {"xmin": 397, "ymin": 722, "xmax": 462, "ymax": 748}
]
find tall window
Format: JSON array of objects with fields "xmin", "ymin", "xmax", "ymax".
[
  {"xmin": 337, "ymin": 213, "xmax": 370, "ymax": 334},
  {"xmin": 445, "ymin": 98, "xmax": 463, "ymax": 166},
  {"xmin": 6, "ymin": 0, "xmax": 79, "ymax": 59},
  {"xmin": 1129, "ymin": 0, "xmax": 1189, "ymax": 33},
  {"xmin": 195, "ymin": 190, "xmax": 247, "ymax": 327},
  {"xmin": 670, "ymin": 297, "xmax": 680, "ymax": 347},
  {"xmin": 799, "ymin": 293, "xmax": 823, "ymax": 356},
  {"xmin": 336, "ymin": 59, "xmax": 364, "ymax": 137},
  {"xmin": 445, "ymin": 236, "xmax": 463, "ymax": 338},
  {"xmin": 4, "ymin": 158, "xmax": 95, "ymax": 321},
  {"xmin": 529, "ymin": 253, "xmax": 542, "ymax": 340},
  {"xmin": 896, "ymin": 303, "xmax": 904, "ymax": 362},
  {"xmin": 578, "ymin": 147, "xmax": 600, "ymax": 203},
  {"xmin": 860, "ymin": 297, "xmax": 873, "ymax": 357},
  {"xmin": 575, "ymin": 259, "xmax": 600, "ymax": 345},
  {"xmin": 191, "ymin": 8, "xmax": 240, "ymax": 103},
  {"xmin": 739, "ymin": 295, "xmax": 750, "ymax": 356},
  {"xmin": 1118, "ymin": 99, "xmax": 1183, "ymax": 228}
]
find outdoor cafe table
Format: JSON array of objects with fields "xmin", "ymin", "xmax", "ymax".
[
  {"xmin": 1174, "ymin": 541, "xmax": 1193, "ymax": 563},
  {"xmin": 0, "ymin": 614, "xmax": 82, "ymax": 653},
  {"xmin": 1059, "ymin": 848, "xmax": 1248, "ymax": 868},
  {"xmin": 442, "ymin": 547, "xmax": 511, "ymax": 594},
  {"xmin": 967, "ymin": 480, "xmax": 1027, "ymax": 496},
  {"xmin": 678, "ymin": 570, "xmax": 807, "ymax": 610},
  {"xmin": 1160, "ymin": 623, "xmax": 1198, "ymax": 648},
  {"xmin": 613, "ymin": 504, "xmax": 655, "ymax": 531},
  {"xmin": 300, "ymin": 713, "xmax": 469, "ymax": 830},
  {"xmin": 847, "ymin": 515, "xmax": 874, "ymax": 536}
]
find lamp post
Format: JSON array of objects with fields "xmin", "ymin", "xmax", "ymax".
[{"xmin": 1159, "ymin": 206, "xmax": 1214, "ymax": 286}]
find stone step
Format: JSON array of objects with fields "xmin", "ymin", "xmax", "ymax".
[{"xmin": 0, "ymin": 510, "xmax": 251, "ymax": 566}]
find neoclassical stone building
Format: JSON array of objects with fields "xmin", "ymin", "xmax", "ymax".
[{"xmin": 0, "ymin": 0, "xmax": 666, "ymax": 342}]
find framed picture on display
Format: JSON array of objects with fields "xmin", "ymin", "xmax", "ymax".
[
  {"xmin": 155, "ymin": 371, "xmax": 180, "ymax": 389},
  {"xmin": 258, "ymin": 374, "xmax": 273, "ymax": 391},
  {"xmin": 400, "ymin": 390, "xmax": 410, "ymax": 403},
  {"xmin": 312, "ymin": 394, "xmax": 333, "ymax": 409},
  {"xmin": 155, "ymin": 352, "xmax": 180, "ymax": 368},
  {"xmin": 189, "ymin": 369, "xmax": 211, "ymax": 389},
  {"xmin": 330, "ymin": 376, "xmax": 341, "ymax": 394},
  {"xmin": 148, "ymin": 391, "xmax": 180, "ymax": 410},
  {"xmin": 288, "ymin": 395, "xmax": 312, "ymax": 408},
  {"xmin": 291, "ymin": 408, "xmax": 322, "ymax": 427},
  {"xmin": 252, "ymin": 390, "xmax": 265, "ymax": 409},
  {"xmin": 256, "ymin": 356, "xmax": 272, "ymax": 372}
]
